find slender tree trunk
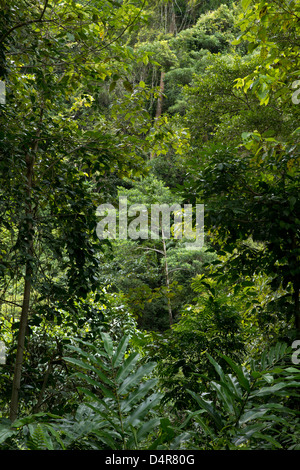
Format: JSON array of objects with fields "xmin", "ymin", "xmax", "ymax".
[
  {"xmin": 9, "ymin": 108, "xmax": 43, "ymax": 422},
  {"xmin": 169, "ymin": 2, "xmax": 176, "ymax": 36},
  {"xmin": 9, "ymin": 267, "xmax": 32, "ymax": 421},
  {"xmin": 138, "ymin": 241, "xmax": 173, "ymax": 327}
]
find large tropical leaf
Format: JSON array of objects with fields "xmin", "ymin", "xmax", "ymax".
[{"xmin": 62, "ymin": 334, "xmax": 161, "ymax": 449}]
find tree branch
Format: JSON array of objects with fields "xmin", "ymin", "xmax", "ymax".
[
  {"xmin": 0, "ymin": 298, "xmax": 23, "ymax": 309},
  {"xmin": 39, "ymin": 0, "xmax": 49, "ymax": 21},
  {"xmin": 0, "ymin": 17, "xmax": 54, "ymax": 46}
]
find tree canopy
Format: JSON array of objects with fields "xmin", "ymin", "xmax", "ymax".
[{"xmin": 0, "ymin": 0, "xmax": 299, "ymax": 452}]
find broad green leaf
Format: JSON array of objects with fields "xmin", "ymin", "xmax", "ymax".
[
  {"xmin": 109, "ymin": 81, "xmax": 117, "ymax": 93},
  {"xmin": 118, "ymin": 362, "xmax": 157, "ymax": 395},
  {"xmin": 193, "ymin": 415, "xmax": 216, "ymax": 438},
  {"xmin": 206, "ymin": 353, "xmax": 225, "ymax": 381},
  {"xmin": 170, "ymin": 432, "xmax": 194, "ymax": 450},
  {"xmin": 285, "ymin": 367, "xmax": 300, "ymax": 373},
  {"xmin": 233, "ymin": 423, "xmax": 266, "ymax": 445},
  {"xmin": 74, "ymin": 371, "xmax": 101, "ymax": 388},
  {"xmin": 224, "ymin": 374, "xmax": 244, "ymax": 401},
  {"xmin": 75, "ymin": 373, "xmax": 115, "ymax": 401},
  {"xmin": 85, "ymin": 400, "xmax": 119, "ymax": 419},
  {"xmin": 97, "ymin": 383, "xmax": 116, "ymax": 400},
  {"xmin": 78, "ymin": 386, "xmax": 115, "ymax": 403},
  {"xmin": 63, "ymin": 356, "xmax": 93, "ymax": 371},
  {"xmin": 220, "ymin": 354, "xmax": 251, "ymax": 392},
  {"xmin": 115, "ymin": 352, "xmax": 140, "ymax": 383},
  {"xmin": 241, "ymin": 0, "xmax": 252, "ymax": 10},
  {"xmin": 101, "ymin": 332, "xmax": 114, "ymax": 357},
  {"xmin": 125, "ymin": 392, "xmax": 162, "ymax": 427},
  {"xmin": 66, "ymin": 345, "xmax": 110, "ymax": 370},
  {"xmin": 253, "ymin": 432, "xmax": 282, "ymax": 449},
  {"xmin": 12, "ymin": 412, "xmax": 62, "ymax": 427},
  {"xmin": 44, "ymin": 424, "xmax": 66, "ymax": 450},
  {"xmin": 92, "ymin": 354, "xmax": 110, "ymax": 371},
  {"xmin": 0, "ymin": 426, "xmax": 16, "ymax": 444},
  {"xmin": 93, "ymin": 368, "xmax": 115, "ymax": 387},
  {"xmin": 187, "ymin": 390, "xmax": 224, "ymax": 431},
  {"xmin": 210, "ymin": 381, "xmax": 236, "ymax": 416},
  {"xmin": 262, "ymin": 373, "xmax": 274, "ymax": 384},
  {"xmin": 127, "ymin": 418, "xmax": 161, "ymax": 448},
  {"xmin": 239, "ymin": 407, "xmax": 269, "ymax": 425},
  {"xmin": 250, "ymin": 381, "xmax": 299, "ymax": 397},
  {"xmin": 121, "ymin": 378, "xmax": 158, "ymax": 412},
  {"xmin": 92, "ymin": 429, "xmax": 119, "ymax": 450},
  {"xmin": 123, "ymin": 80, "xmax": 133, "ymax": 92},
  {"xmin": 136, "ymin": 417, "xmax": 161, "ymax": 440},
  {"xmin": 112, "ymin": 335, "xmax": 129, "ymax": 368},
  {"xmin": 66, "ymin": 357, "xmax": 114, "ymax": 387}
]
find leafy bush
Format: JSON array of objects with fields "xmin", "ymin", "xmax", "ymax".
[
  {"xmin": 0, "ymin": 333, "xmax": 163, "ymax": 450},
  {"xmin": 185, "ymin": 343, "xmax": 300, "ymax": 449},
  {"xmin": 61, "ymin": 332, "xmax": 163, "ymax": 449}
]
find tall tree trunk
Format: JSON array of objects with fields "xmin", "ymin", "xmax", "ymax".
[
  {"xmin": 139, "ymin": 238, "xmax": 173, "ymax": 328},
  {"xmin": 169, "ymin": 2, "xmax": 176, "ymax": 35},
  {"xmin": 9, "ymin": 264, "xmax": 32, "ymax": 421},
  {"xmin": 9, "ymin": 108, "xmax": 43, "ymax": 422}
]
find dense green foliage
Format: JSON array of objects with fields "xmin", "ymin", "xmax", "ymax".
[{"xmin": 0, "ymin": 0, "xmax": 299, "ymax": 450}]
